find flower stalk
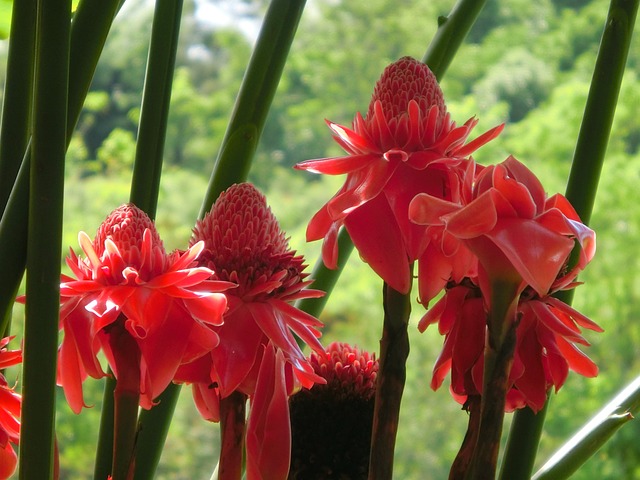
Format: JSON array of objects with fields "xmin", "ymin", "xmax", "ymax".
[
  {"xmin": 368, "ymin": 279, "xmax": 412, "ymax": 480},
  {"xmin": 20, "ymin": 0, "xmax": 70, "ymax": 478},
  {"xmin": 218, "ymin": 392, "xmax": 248, "ymax": 480},
  {"xmin": 465, "ymin": 282, "xmax": 520, "ymax": 480},
  {"xmin": 500, "ymin": 0, "xmax": 640, "ymax": 477},
  {"xmin": 109, "ymin": 318, "xmax": 142, "ymax": 480},
  {"xmin": 199, "ymin": 0, "xmax": 307, "ymax": 214}
]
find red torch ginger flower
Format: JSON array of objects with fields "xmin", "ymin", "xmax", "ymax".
[
  {"xmin": 0, "ymin": 337, "xmax": 22, "ymax": 480},
  {"xmin": 295, "ymin": 56, "xmax": 503, "ymax": 293},
  {"xmin": 289, "ymin": 342, "xmax": 378, "ymax": 479},
  {"xmin": 57, "ymin": 204, "xmax": 231, "ymax": 412},
  {"xmin": 411, "ymin": 157, "xmax": 600, "ymax": 411},
  {"xmin": 175, "ymin": 183, "xmax": 325, "ymax": 479}
]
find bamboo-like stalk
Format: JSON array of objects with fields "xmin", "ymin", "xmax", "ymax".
[
  {"xmin": 107, "ymin": 1, "xmax": 186, "ymax": 478},
  {"xmin": 19, "ymin": 1, "xmax": 70, "ymax": 479},
  {"xmin": 198, "ymin": 0, "xmax": 307, "ymax": 215},
  {"xmin": 0, "ymin": 0, "xmax": 36, "ymax": 218},
  {"xmin": 0, "ymin": 0, "xmax": 124, "ymax": 342},
  {"xmin": 499, "ymin": 1, "xmax": 640, "ymax": 478}
]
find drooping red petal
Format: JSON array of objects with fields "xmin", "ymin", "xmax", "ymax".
[
  {"xmin": 246, "ymin": 345, "xmax": 291, "ymax": 480},
  {"xmin": 344, "ymin": 194, "xmax": 412, "ymax": 294}
]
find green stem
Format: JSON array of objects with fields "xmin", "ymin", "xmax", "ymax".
[
  {"xmin": 95, "ymin": 2, "xmax": 186, "ymax": 477},
  {"xmin": 218, "ymin": 392, "xmax": 248, "ymax": 480},
  {"xmin": 19, "ymin": 1, "xmax": 70, "ymax": 479},
  {"xmin": 94, "ymin": 376, "xmax": 118, "ymax": 480},
  {"xmin": 294, "ymin": 228, "xmax": 354, "ymax": 319},
  {"xmin": 0, "ymin": 0, "xmax": 124, "ymax": 348},
  {"xmin": 422, "ymin": 0, "xmax": 489, "ymax": 80},
  {"xmin": 533, "ymin": 374, "xmax": 640, "ymax": 480},
  {"xmin": 368, "ymin": 280, "xmax": 412, "ymax": 480},
  {"xmin": 0, "ymin": 0, "xmax": 36, "ymax": 218},
  {"xmin": 130, "ymin": 0, "xmax": 184, "ymax": 217},
  {"xmin": 108, "ymin": 319, "xmax": 142, "ymax": 480},
  {"xmin": 199, "ymin": 0, "xmax": 307, "ymax": 216},
  {"xmin": 133, "ymin": 383, "xmax": 182, "ymax": 480},
  {"xmin": 500, "ymin": 1, "xmax": 639, "ymax": 478}
]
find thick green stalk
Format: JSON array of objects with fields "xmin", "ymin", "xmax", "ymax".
[
  {"xmin": 130, "ymin": 0, "xmax": 183, "ymax": 217},
  {"xmin": 110, "ymin": 1, "xmax": 185, "ymax": 477},
  {"xmin": 368, "ymin": 280, "xmax": 412, "ymax": 480},
  {"xmin": 19, "ymin": 1, "xmax": 70, "ymax": 479},
  {"xmin": 0, "ymin": 0, "xmax": 35, "ymax": 218},
  {"xmin": 294, "ymin": 228, "xmax": 354, "ymax": 318},
  {"xmin": 0, "ymin": 0, "xmax": 124, "ymax": 342},
  {"xmin": 199, "ymin": 0, "xmax": 306, "ymax": 216},
  {"xmin": 500, "ymin": 1, "xmax": 639, "ymax": 478},
  {"xmin": 422, "ymin": 0, "xmax": 488, "ymax": 80},
  {"xmin": 532, "ymin": 374, "xmax": 640, "ymax": 480}
]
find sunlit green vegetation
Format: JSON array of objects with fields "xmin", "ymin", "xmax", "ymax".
[{"xmin": 4, "ymin": 0, "xmax": 640, "ymax": 477}]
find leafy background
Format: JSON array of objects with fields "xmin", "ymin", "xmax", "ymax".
[{"xmin": 4, "ymin": 0, "xmax": 640, "ymax": 478}]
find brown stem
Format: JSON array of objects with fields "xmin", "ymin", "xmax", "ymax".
[
  {"xmin": 218, "ymin": 391, "xmax": 248, "ymax": 480},
  {"xmin": 108, "ymin": 318, "xmax": 141, "ymax": 480},
  {"xmin": 449, "ymin": 396, "xmax": 482, "ymax": 480},
  {"xmin": 368, "ymin": 281, "xmax": 412, "ymax": 480},
  {"xmin": 466, "ymin": 320, "xmax": 518, "ymax": 480}
]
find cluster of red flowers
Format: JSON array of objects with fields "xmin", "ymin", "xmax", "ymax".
[
  {"xmin": 0, "ymin": 337, "xmax": 21, "ymax": 480},
  {"xmin": 296, "ymin": 56, "xmax": 600, "ymax": 412},
  {"xmin": 54, "ymin": 184, "xmax": 325, "ymax": 479}
]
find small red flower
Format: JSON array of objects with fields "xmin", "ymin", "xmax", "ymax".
[
  {"xmin": 174, "ymin": 183, "xmax": 325, "ymax": 479},
  {"xmin": 296, "ymin": 56, "xmax": 503, "ymax": 293},
  {"xmin": 0, "ymin": 337, "xmax": 22, "ymax": 480},
  {"xmin": 289, "ymin": 342, "xmax": 378, "ymax": 479},
  {"xmin": 57, "ymin": 204, "xmax": 230, "ymax": 412}
]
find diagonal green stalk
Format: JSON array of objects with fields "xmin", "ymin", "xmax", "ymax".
[
  {"xmin": 199, "ymin": 0, "xmax": 307, "ymax": 216},
  {"xmin": 94, "ymin": 1, "xmax": 186, "ymax": 478},
  {"xmin": 499, "ymin": 1, "xmax": 639, "ymax": 478},
  {"xmin": 0, "ymin": 0, "xmax": 36, "ymax": 219},
  {"xmin": 19, "ymin": 1, "xmax": 70, "ymax": 479},
  {"xmin": 0, "ymin": 0, "xmax": 124, "ymax": 341},
  {"xmin": 532, "ymin": 374, "xmax": 640, "ymax": 480},
  {"xmin": 0, "ymin": 0, "xmax": 36, "ymax": 339},
  {"xmin": 422, "ymin": 0, "xmax": 489, "ymax": 80}
]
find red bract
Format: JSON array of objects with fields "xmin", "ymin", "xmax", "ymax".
[
  {"xmin": 295, "ymin": 56, "xmax": 503, "ymax": 293},
  {"xmin": 57, "ymin": 204, "xmax": 230, "ymax": 412},
  {"xmin": 410, "ymin": 156, "xmax": 595, "ymax": 301},
  {"xmin": 421, "ymin": 281, "xmax": 602, "ymax": 412},
  {"xmin": 412, "ymin": 157, "xmax": 600, "ymax": 411},
  {"xmin": 175, "ymin": 183, "xmax": 325, "ymax": 479},
  {"xmin": 0, "ymin": 337, "xmax": 22, "ymax": 480}
]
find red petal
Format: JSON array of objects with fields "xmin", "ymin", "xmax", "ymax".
[
  {"xmin": 344, "ymin": 195, "xmax": 412, "ymax": 294},
  {"xmin": 295, "ymin": 153, "xmax": 377, "ymax": 175},
  {"xmin": 246, "ymin": 345, "xmax": 291, "ymax": 480}
]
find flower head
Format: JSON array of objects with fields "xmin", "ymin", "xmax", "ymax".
[
  {"xmin": 58, "ymin": 204, "xmax": 230, "ymax": 412},
  {"xmin": 289, "ymin": 342, "xmax": 378, "ymax": 479},
  {"xmin": 412, "ymin": 158, "xmax": 600, "ymax": 411},
  {"xmin": 0, "ymin": 337, "xmax": 22, "ymax": 480},
  {"xmin": 174, "ymin": 183, "xmax": 325, "ymax": 479},
  {"xmin": 296, "ymin": 56, "xmax": 503, "ymax": 293}
]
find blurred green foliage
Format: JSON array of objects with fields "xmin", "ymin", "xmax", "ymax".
[{"xmin": 4, "ymin": 0, "xmax": 640, "ymax": 477}]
